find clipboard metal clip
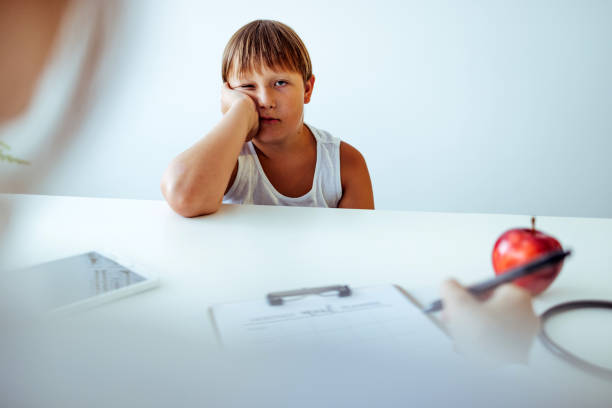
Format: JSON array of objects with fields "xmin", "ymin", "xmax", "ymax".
[{"xmin": 267, "ymin": 285, "xmax": 352, "ymax": 306}]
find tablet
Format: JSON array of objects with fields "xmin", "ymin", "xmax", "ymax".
[{"xmin": 15, "ymin": 251, "xmax": 159, "ymax": 314}]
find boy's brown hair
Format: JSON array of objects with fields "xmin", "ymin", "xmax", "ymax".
[{"xmin": 222, "ymin": 20, "xmax": 312, "ymax": 84}]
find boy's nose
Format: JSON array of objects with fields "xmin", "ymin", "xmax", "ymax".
[{"xmin": 256, "ymin": 89, "xmax": 276, "ymax": 109}]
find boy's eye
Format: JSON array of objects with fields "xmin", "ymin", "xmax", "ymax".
[
  {"xmin": 274, "ymin": 80, "xmax": 288, "ymax": 87},
  {"xmin": 239, "ymin": 84, "xmax": 254, "ymax": 89}
]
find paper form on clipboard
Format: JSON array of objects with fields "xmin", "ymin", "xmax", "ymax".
[{"xmin": 209, "ymin": 284, "xmax": 451, "ymax": 352}]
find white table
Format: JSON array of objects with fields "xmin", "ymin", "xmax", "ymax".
[{"xmin": 1, "ymin": 194, "xmax": 611, "ymax": 407}]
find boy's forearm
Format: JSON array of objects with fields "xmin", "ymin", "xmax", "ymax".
[{"xmin": 161, "ymin": 103, "xmax": 252, "ymax": 216}]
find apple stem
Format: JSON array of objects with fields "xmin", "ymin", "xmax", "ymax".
[{"xmin": 531, "ymin": 216, "xmax": 536, "ymax": 232}]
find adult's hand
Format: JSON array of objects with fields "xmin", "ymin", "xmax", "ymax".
[{"xmin": 440, "ymin": 279, "xmax": 540, "ymax": 367}]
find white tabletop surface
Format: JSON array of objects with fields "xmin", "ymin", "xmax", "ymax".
[
  {"xmin": 3, "ymin": 193, "xmax": 610, "ymax": 301},
  {"xmin": 1, "ymin": 194, "xmax": 611, "ymax": 406}
]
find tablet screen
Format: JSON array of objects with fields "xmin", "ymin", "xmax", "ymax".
[{"xmin": 18, "ymin": 252, "xmax": 147, "ymax": 311}]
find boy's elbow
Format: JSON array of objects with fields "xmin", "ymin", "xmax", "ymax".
[
  {"xmin": 177, "ymin": 203, "xmax": 221, "ymax": 218},
  {"xmin": 165, "ymin": 190, "xmax": 221, "ymax": 217},
  {"xmin": 161, "ymin": 174, "xmax": 221, "ymax": 217}
]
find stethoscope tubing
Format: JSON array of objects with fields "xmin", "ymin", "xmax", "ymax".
[{"xmin": 539, "ymin": 300, "xmax": 612, "ymax": 381}]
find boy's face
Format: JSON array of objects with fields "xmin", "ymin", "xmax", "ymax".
[{"xmin": 228, "ymin": 65, "xmax": 315, "ymax": 143}]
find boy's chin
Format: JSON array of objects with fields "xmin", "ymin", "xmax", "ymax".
[{"xmin": 253, "ymin": 127, "xmax": 286, "ymax": 144}]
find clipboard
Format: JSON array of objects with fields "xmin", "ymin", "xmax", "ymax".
[{"xmin": 209, "ymin": 284, "xmax": 449, "ymax": 350}]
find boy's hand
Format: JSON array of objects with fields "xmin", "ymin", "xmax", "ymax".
[
  {"xmin": 221, "ymin": 82, "xmax": 259, "ymax": 141},
  {"xmin": 440, "ymin": 279, "xmax": 540, "ymax": 367}
]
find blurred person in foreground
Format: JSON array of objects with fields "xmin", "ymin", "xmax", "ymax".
[{"xmin": 0, "ymin": 0, "xmax": 113, "ymax": 195}]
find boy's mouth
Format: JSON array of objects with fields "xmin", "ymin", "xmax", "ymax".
[{"xmin": 260, "ymin": 117, "xmax": 280, "ymax": 124}]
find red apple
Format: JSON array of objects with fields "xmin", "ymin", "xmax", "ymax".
[{"xmin": 492, "ymin": 217, "xmax": 564, "ymax": 296}]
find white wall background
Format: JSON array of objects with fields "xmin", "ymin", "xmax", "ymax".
[{"xmin": 4, "ymin": 0, "xmax": 612, "ymax": 217}]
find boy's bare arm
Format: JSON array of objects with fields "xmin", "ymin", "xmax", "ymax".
[
  {"xmin": 161, "ymin": 86, "xmax": 258, "ymax": 217},
  {"xmin": 337, "ymin": 142, "xmax": 375, "ymax": 210}
]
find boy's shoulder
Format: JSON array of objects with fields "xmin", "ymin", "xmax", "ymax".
[
  {"xmin": 337, "ymin": 138, "xmax": 374, "ymax": 209},
  {"xmin": 339, "ymin": 140, "xmax": 367, "ymax": 171}
]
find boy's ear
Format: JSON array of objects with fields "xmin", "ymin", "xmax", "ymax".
[{"xmin": 304, "ymin": 75, "xmax": 315, "ymax": 104}]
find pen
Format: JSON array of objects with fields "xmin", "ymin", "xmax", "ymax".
[{"xmin": 423, "ymin": 249, "xmax": 572, "ymax": 313}]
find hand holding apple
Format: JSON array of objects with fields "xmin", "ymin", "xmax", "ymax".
[{"xmin": 492, "ymin": 217, "xmax": 564, "ymax": 296}]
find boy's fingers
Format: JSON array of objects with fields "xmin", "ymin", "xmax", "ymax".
[{"xmin": 440, "ymin": 279, "xmax": 478, "ymax": 310}]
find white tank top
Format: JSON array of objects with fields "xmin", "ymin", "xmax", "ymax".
[{"xmin": 223, "ymin": 123, "xmax": 342, "ymax": 207}]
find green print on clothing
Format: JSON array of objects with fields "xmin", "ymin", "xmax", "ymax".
[{"xmin": 0, "ymin": 141, "xmax": 29, "ymax": 165}]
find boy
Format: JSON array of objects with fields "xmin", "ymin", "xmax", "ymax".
[{"xmin": 161, "ymin": 20, "xmax": 374, "ymax": 217}]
